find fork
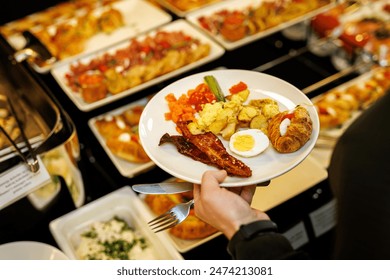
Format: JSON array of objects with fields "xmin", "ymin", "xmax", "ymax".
[{"xmin": 148, "ymin": 199, "xmax": 194, "ymax": 233}]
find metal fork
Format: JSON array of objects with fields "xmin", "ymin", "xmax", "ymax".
[{"xmin": 148, "ymin": 199, "xmax": 194, "ymax": 233}]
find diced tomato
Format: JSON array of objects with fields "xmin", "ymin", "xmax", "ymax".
[
  {"xmin": 141, "ymin": 45, "xmax": 152, "ymax": 53},
  {"xmin": 198, "ymin": 16, "xmax": 211, "ymax": 31},
  {"xmin": 229, "ymin": 81, "xmax": 248, "ymax": 94},
  {"xmin": 98, "ymin": 64, "xmax": 109, "ymax": 72},
  {"xmin": 283, "ymin": 112, "xmax": 295, "ymax": 120},
  {"xmin": 188, "ymin": 83, "xmax": 216, "ymax": 111},
  {"xmin": 160, "ymin": 41, "xmax": 171, "ymax": 49},
  {"xmin": 317, "ymin": 106, "xmax": 329, "ymax": 115}
]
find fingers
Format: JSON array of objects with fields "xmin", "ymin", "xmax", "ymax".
[
  {"xmin": 201, "ymin": 170, "xmax": 227, "ymax": 192},
  {"xmin": 193, "ymin": 183, "xmax": 201, "ymax": 201},
  {"xmin": 193, "ymin": 170, "xmax": 227, "ymax": 205},
  {"xmin": 208, "ymin": 169, "xmax": 228, "ymax": 184},
  {"xmin": 194, "ymin": 169, "xmax": 227, "ymax": 202}
]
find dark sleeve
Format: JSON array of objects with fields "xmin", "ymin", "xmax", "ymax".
[
  {"xmin": 328, "ymin": 91, "xmax": 390, "ymax": 259},
  {"xmin": 227, "ymin": 220, "xmax": 309, "ymax": 260}
]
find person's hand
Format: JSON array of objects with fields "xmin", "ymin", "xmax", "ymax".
[{"xmin": 193, "ymin": 170, "xmax": 270, "ymax": 239}]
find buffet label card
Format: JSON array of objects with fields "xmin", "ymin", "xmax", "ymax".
[{"xmin": 0, "ymin": 156, "xmax": 51, "ymax": 210}]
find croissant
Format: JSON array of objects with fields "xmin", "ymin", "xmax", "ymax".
[{"xmin": 268, "ymin": 106, "xmax": 313, "ymax": 153}]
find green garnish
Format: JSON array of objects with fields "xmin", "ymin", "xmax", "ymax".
[{"xmin": 204, "ymin": 75, "xmax": 225, "ymax": 102}]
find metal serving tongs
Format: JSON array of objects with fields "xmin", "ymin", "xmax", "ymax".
[
  {"xmin": 0, "ymin": 96, "xmax": 39, "ymax": 173},
  {"xmin": 13, "ymin": 31, "xmax": 56, "ymax": 68}
]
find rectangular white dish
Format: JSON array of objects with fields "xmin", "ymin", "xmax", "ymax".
[
  {"xmin": 49, "ymin": 186, "xmax": 183, "ymax": 260},
  {"xmin": 4, "ymin": 0, "xmax": 172, "ymax": 73},
  {"xmin": 186, "ymin": 0, "xmax": 336, "ymax": 50},
  {"xmin": 50, "ymin": 19, "xmax": 225, "ymax": 111},
  {"xmin": 88, "ymin": 96, "xmax": 155, "ymax": 178},
  {"xmin": 312, "ymin": 67, "xmax": 389, "ymax": 139}
]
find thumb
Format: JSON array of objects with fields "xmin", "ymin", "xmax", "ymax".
[{"xmin": 202, "ymin": 170, "xmax": 227, "ymax": 190}]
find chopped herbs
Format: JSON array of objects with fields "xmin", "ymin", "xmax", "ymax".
[{"xmin": 76, "ymin": 217, "xmax": 154, "ymax": 260}]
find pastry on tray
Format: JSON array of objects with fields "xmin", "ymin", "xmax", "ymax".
[
  {"xmin": 144, "ymin": 192, "xmax": 218, "ymax": 240},
  {"xmin": 95, "ymin": 105, "xmax": 150, "ymax": 163}
]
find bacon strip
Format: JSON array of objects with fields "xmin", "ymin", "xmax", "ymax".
[
  {"xmin": 174, "ymin": 121, "xmax": 252, "ymax": 177},
  {"xmin": 159, "ymin": 133, "xmax": 216, "ymax": 167}
]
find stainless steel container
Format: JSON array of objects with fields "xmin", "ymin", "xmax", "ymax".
[{"xmin": 0, "ymin": 36, "xmax": 84, "ymax": 210}]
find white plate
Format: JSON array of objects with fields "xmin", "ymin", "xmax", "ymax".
[
  {"xmin": 88, "ymin": 97, "xmax": 155, "ymax": 178},
  {"xmin": 6, "ymin": 0, "xmax": 172, "ymax": 73},
  {"xmin": 139, "ymin": 69, "xmax": 320, "ymax": 186},
  {"xmin": 186, "ymin": 0, "xmax": 336, "ymax": 50},
  {"xmin": 49, "ymin": 186, "xmax": 183, "ymax": 260},
  {"xmin": 51, "ymin": 19, "xmax": 225, "ymax": 111},
  {"xmin": 0, "ymin": 241, "xmax": 69, "ymax": 260}
]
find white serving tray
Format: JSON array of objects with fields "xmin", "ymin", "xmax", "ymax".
[
  {"xmin": 186, "ymin": 0, "xmax": 336, "ymax": 50},
  {"xmin": 51, "ymin": 19, "xmax": 225, "ymax": 111},
  {"xmin": 88, "ymin": 96, "xmax": 155, "ymax": 178},
  {"xmin": 49, "ymin": 186, "xmax": 183, "ymax": 260},
  {"xmin": 6, "ymin": 0, "xmax": 172, "ymax": 73}
]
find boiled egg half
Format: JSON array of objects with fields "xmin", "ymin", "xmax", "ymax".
[{"xmin": 229, "ymin": 129, "xmax": 269, "ymax": 157}]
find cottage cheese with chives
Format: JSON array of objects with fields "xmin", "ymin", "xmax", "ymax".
[{"xmin": 76, "ymin": 217, "xmax": 155, "ymax": 260}]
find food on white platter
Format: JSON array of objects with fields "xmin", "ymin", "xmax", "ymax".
[
  {"xmin": 94, "ymin": 105, "xmax": 150, "ymax": 163},
  {"xmin": 314, "ymin": 67, "xmax": 390, "ymax": 129},
  {"xmin": 76, "ymin": 216, "xmax": 154, "ymax": 260},
  {"xmin": 196, "ymin": 0, "xmax": 332, "ymax": 42},
  {"xmin": 65, "ymin": 30, "xmax": 211, "ymax": 103}
]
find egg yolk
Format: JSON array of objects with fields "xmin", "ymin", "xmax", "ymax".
[{"xmin": 232, "ymin": 135, "xmax": 255, "ymax": 151}]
